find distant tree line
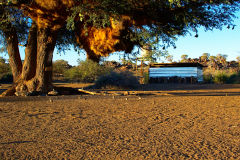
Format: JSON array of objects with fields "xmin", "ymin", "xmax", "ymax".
[
  {"xmin": 179, "ymin": 53, "xmax": 240, "ymax": 70},
  {"xmin": 1, "ymin": 54, "xmax": 239, "ymax": 84},
  {"xmin": 176, "ymin": 53, "xmax": 240, "ymax": 84}
]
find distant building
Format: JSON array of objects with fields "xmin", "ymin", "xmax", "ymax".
[{"xmin": 149, "ymin": 63, "xmax": 204, "ymax": 83}]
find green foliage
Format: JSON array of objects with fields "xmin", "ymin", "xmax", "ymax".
[
  {"xmin": 203, "ymin": 73, "xmax": 213, "ymax": 84},
  {"xmin": 181, "ymin": 54, "xmax": 189, "ymax": 62},
  {"xmin": 216, "ymin": 54, "xmax": 228, "ymax": 62},
  {"xmin": 55, "ymin": 26, "xmax": 81, "ymax": 55},
  {"xmin": 0, "ymin": 72, "xmax": 13, "ymax": 83},
  {"xmin": 226, "ymin": 72, "xmax": 240, "ymax": 84},
  {"xmin": 0, "ymin": 3, "xmax": 29, "ymax": 44},
  {"xmin": 94, "ymin": 70, "xmax": 139, "ymax": 89},
  {"xmin": 203, "ymin": 68, "xmax": 240, "ymax": 84},
  {"xmin": 200, "ymin": 53, "xmax": 210, "ymax": 62},
  {"xmin": 213, "ymin": 71, "xmax": 229, "ymax": 84},
  {"xmin": 209, "ymin": 56, "xmax": 217, "ymax": 62},
  {"xmin": 64, "ymin": 60, "xmax": 112, "ymax": 82},
  {"xmin": 0, "ymin": 57, "xmax": 12, "ymax": 82},
  {"xmin": 53, "ymin": 59, "xmax": 71, "ymax": 75},
  {"xmin": 143, "ymin": 49, "xmax": 169, "ymax": 63},
  {"xmin": 0, "ymin": 57, "xmax": 10, "ymax": 74},
  {"xmin": 0, "ymin": 56, "xmax": 5, "ymax": 63},
  {"xmin": 63, "ymin": 67, "xmax": 80, "ymax": 81}
]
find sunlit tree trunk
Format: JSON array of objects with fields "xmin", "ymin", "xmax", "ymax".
[
  {"xmin": 21, "ymin": 22, "xmax": 38, "ymax": 81},
  {"xmin": 33, "ymin": 27, "xmax": 57, "ymax": 92}
]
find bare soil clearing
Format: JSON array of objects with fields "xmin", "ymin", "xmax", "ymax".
[{"xmin": 0, "ymin": 84, "xmax": 240, "ymax": 159}]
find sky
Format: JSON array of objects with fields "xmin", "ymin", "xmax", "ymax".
[
  {"xmin": 2, "ymin": 13, "xmax": 240, "ymax": 66},
  {"xmin": 166, "ymin": 25, "xmax": 240, "ymax": 63}
]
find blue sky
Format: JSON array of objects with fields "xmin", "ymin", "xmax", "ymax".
[
  {"xmin": 166, "ymin": 25, "xmax": 240, "ymax": 63},
  {"xmin": 2, "ymin": 13, "xmax": 240, "ymax": 66}
]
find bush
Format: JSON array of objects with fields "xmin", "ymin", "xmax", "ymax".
[
  {"xmin": 0, "ymin": 60, "xmax": 11, "ymax": 75},
  {"xmin": 94, "ymin": 71, "xmax": 139, "ymax": 89},
  {"xmin": 64, "ymin": 60, "xmax": 112, "ymax": 82},
  {"xmin": 203, "ymin": 68, "xmax": 240, "ymax": 84},
  {"xmin": 63, "ymin": 67, "xmax": 81, "ymax": 82},
  {"xmin": 226, "ymin": 71, "xmax": 240, "ymax": 84},
  {"xmin": 0, "ymin": 72, "xmax": 13, "ymax": 83},
  {"xmin": 203, "ymin": 73, "xmax": 213, "ymax": 83},
  {"xmin": 213, "ymin": 71, "xmax": 228, "ymax": 84}
]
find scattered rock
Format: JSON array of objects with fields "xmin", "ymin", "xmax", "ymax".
[
  {"xmin": 15, "ymin": 91, "xmax": 28, "ymax": 97},
  {"xmin": 124, "ymin": 91, "xmax": 129, "ymax": 96},
  {"xmin": 48, "ymin": 89, "xmax": 59, "ymax": 96}
]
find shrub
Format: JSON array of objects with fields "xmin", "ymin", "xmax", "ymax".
[
  {"xmin": 0, "ymin": 72, "xmax": 13, "ymax": 83},
  {"xmin": 212, "ymin": 71, "xmax": 228, "ymax": 84},
  {"xmin": 203, "ymin": 68, "xmax": 240, "ymax": 84},
  {"xmin": 64, "ymin": 67, "xmax": 81, "ymax": 82},
  {"xmin": 203, "ymin": 73, "xmax": 213, "ymax": 83},
  {"xmin": 64, "ymin": 60, "xmax": 112, "ymax": 82},
  {"xmin": 0, "ymin": 60, "xmax": 11, "ymax": 75},
  {"xmin": 226, "ymin": 71, "xmax": 240, "ymax": 84},
  {"xmin": 94, "ymin": 71, "xmax": 139, "ymax": 89}
]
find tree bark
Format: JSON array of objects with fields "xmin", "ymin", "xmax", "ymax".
[
  {"xmin": 33, "ymin": 27, "xmax": 57, "ymax": 92},
  {"xmin": 3, "ymin": 27, "xmax": 22, "ymax": 83},
  {"xmin": 21, "ymin": 22, "xmax": 38, "ymax": 81}
]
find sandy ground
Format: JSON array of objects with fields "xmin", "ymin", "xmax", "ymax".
[{"xmin": 0, "ymin": 84, "xmax": 240, "ymax": 159}]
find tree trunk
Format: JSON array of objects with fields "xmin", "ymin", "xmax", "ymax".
[
  {"xmin": 34, "ymin": 27, "xmax": 57, "ymax": 92},
  {"xmin": 1, "ymin": 19, "xmax": 60, "ymax": 96},
  {"xmin": 1, "ymin": 24, "xmax": 58, "ymax": 96},
  {"xmin": 21, "ymin": 22, "xmax": 38, "ymax": 81},
  {"xmin": 3, "ymin": 27, "xmax": 22, "ymax": 83},
  {"xmin": 15, "ymin": 27, "xmax": 58, "ymax": 95}
]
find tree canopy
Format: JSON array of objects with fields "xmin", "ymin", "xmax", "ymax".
[
  {"xmin": 68, "ymin": 0, "xmax": 240, "ymax": 58},
  {"xmin": 1, "ymin": 0, "xmax": 239, "ymax": 57}
]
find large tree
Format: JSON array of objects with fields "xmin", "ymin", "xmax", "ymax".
[{"xmin": 0, "ymin": 0, "xmax": 239, "ymax": 96}]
